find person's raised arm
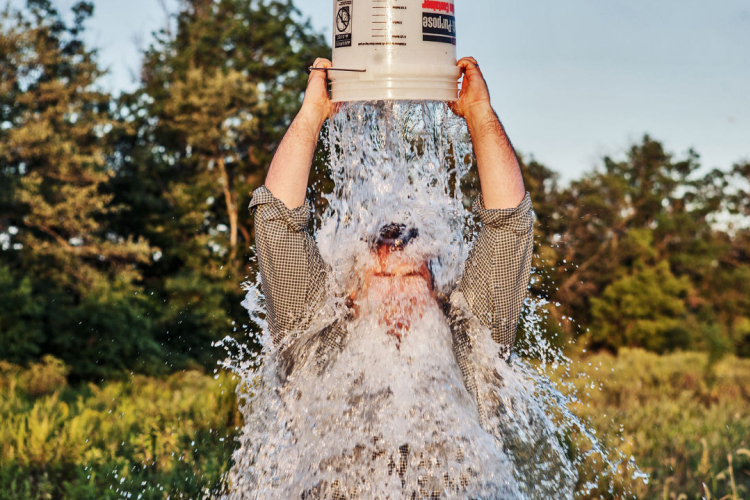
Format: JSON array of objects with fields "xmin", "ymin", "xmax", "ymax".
[
  {"xmin": 450, "ymin": 57, "xmax": 534, "ymax": 356},
  {"xmin": 251, "ymin": 58, "xmax": 336, "ymax": 346},
  {"xmin": 450, "ymin": 57, "xmax": 525, "ymax": 210},
  {"xmin": 265, "ymin": 58, "xmax": 337, "ymax": 209}
]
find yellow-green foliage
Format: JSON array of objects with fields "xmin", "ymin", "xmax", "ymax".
[
  {"xmin": 2, "ymin": 351, "xmax": 748, "ymax": 499},
  {"xmin": 0, "ymin": 357, "xmax": 241, "ymax": 499},
  {"xmin": 559, "ymin": 348, "xmax": 750, "ymax": 499}
]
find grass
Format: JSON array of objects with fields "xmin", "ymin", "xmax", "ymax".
[
  {"xmin": 0, "ymin": 356, "xmax": 241, "ymax": 500},
  {"xmin": 559, "ymin": 348, "xmax": 750, "ymax": 499},
  {"xmin": 0, "ymin": 350, "xmax": 748, "ymax": 499}
]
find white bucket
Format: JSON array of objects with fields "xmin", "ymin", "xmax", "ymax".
[{"xmin": 330, "ymin": 0, "xmax": 460, "ymax": 102}]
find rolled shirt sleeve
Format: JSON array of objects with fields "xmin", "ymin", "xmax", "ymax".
[
  {"xmin": 250, "ymin": 186, "xmax": 329, "ymax": 346},
  {"xmin": 458, "ymin": 192, "xmax": 535, "ymax": 351}
]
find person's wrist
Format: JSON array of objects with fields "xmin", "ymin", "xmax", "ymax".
[
  {"xmin": 299, "ymin": 101, "xmax": 327, "ymax": 131},
  {"xmin": 464, "ymin": 101, "xmax": 496, "ymax": 131}
]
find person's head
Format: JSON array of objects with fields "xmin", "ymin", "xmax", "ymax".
[
  {"xmin": 352, "ymin": 223, "xmax": 435, "ymax": 343},
  {"xmin": 372, "ymin": 223, "xmax": 427, "ymax": 278}
]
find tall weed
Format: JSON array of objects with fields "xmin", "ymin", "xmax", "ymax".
[
  {"xmin": 1, "ymin": 350, "xmax": 748, "ymax": 499},
  {"xmin": 559, "ymin": 349, "xmax": 750, "ymax": 499},
  {"xmin": 0, "ymin": 358, "xmax": 241, "ymax": 499}
]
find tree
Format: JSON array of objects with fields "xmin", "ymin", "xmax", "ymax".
[
  {"xmin": 0, "ymin": 1, "xmax": 151, "ymax": 290},
  {"xmin": 106, "ymin": 0, "xmax": 330, "ymax": 366},
  {"xmin": 552, "ymin": 137, "xmax": 703, "ymax": 323},
  {"xmin": 589, "ymin": 260, "xmax": 693, "ymax": 353},
  {"xmin": 524, "ymin": 136, "xmax": 750, "ymax": 357},
  {"xmin": 0, "ymin": 1, "xmax": 160, "ymax": 378}
]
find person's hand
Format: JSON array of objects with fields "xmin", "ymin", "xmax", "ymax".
[
  {"xmin": 300, "ymin": 57, "xmax": 338, "ymax": 128},
  {"xmin": 449, "ymin": 57, "xmax": 494, "ymax": 126}
]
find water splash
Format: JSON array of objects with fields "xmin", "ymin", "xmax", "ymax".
[
  {"xmin": 214, "ymin": 101, "xmax": 644, "ymax": 499},
  {"xmin": 316, "ymin": 101, "xmax": 474, "ymax": 296}
]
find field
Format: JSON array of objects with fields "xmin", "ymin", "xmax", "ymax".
[
  {"xmin": 563, "ymin": 349, "xmax": 750, "ymax": 499},
  {"xmin": 0, "ymin": 357, "xmax": 240, "ymax": 500},
  {"xmin": 0, "ymin": 350, "xmax": 748, "ymax": 499}
]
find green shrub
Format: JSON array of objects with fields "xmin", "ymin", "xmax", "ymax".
[
  {"xmin": 1, "ymin": 350, "xmax": 748, "ymax": 499},
  {"xmin": 0, "ymin": 359, "xmax": 242, "ymax": 499},
  {"xmin": 17, "ymin": 355, "xmax": 69, "ymax": 397}
]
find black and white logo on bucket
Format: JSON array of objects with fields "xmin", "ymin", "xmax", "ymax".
[
  {"xmin": 335, "ymin": 0, "xmax": 353, "ymax": 48},
  {"xmin": 422, "ymin": 0, "xmax": 456, "ymax": 45}
]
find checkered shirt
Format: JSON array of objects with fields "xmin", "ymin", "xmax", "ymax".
[{"xmin": 250, "ymin": 185, "xmax": 534, "ymax": 406}]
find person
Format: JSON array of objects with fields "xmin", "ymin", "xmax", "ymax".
[{"xmin": 248, "ymin": 57, "xmax": 540, "ymax": 498}]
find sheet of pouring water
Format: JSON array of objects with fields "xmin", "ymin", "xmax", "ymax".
[{"xmin": 331, "ymin": 0, "xmax": 460, "ymax": 102}]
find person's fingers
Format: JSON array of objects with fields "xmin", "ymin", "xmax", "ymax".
[
  {"xmin": 447, "ymin": 100, "xmax": 460, "ymax": 117},
  {"xmin": 313, "ymin": 58, "xmax": 333, "ymax": 74},
  {"xmin": 458, "ymin": 57, "xmax": 479, "ymax": 69},
  {"xmin": 466, "ymin": 62, "xmax": 481, "ymax": 74},
  {"xmin": 308, "ymin": 58, "xmax": 333, "ymax": 83},
  {"xmin": 459, "ymin": 56, "xmax": 478, "ymax": 67},
  {"xmin": 319, "ymin": 59, "xmax": 334, "ymax": 88},
  {"xmin": 457, "ymin": 58, "xmax": 472, "ymax": 71},
  {"xmin": 457, "ymin": 57, "xmax": 482, "ymax": 87},
  {"xmin": 456, "ymin": 59, "xmax": 472, "ymax": 86}
]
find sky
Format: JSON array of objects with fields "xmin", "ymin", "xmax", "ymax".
[{"xmin": 20, "ymin": 0, "xmax": 750, "ymax": 182}]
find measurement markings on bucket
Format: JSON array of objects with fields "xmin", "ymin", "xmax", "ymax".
[
  {"xmin": 335, "ymin": 0, "xmax": 353, "ymax": 48},
  {"xmin": 363, "ymin": 0, "xmax": 407, "ymax": 46}
]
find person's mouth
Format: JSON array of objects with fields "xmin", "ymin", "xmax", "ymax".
[{"xmin": 372, "ymin": 271, "xmax": 422, "ymax": 278}]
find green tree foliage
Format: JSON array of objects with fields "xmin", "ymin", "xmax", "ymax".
[
  {"xmin": 527, "ymin": 137, "xmax": 750, "ymax": 357},
  {"xmin": 590, "ymin": 260, "xmax": 693, "ymax": 353},
  {"xmin": 0, "ymin": 1, "xmax": 159, "ymax": 379},
  {"xmin": 1, "ymin": 0, "xmax": 328, "ymax": 379},
  {"xmin": 0, "ymin": 1, "xmax": 152, "ymax": 287},
  {"xmin": 548, "ymin": 138, "xmax": 704, "ymax": 325},
  {"xmin": 106, "ymin": 0, "xmax": 330, "ymax": 368}
]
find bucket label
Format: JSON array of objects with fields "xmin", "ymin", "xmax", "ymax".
[
  {"xmin": 335, "ymin": 0, "xmax": 353, "ymax": 48},
  {"xmin": 421, "ymin": 0, "xmax": 455, "ymax": 15},
  {"xmin": 422, "ymin": 13, "xmax": 456, "ymax": 45}
]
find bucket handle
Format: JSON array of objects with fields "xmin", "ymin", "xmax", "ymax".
[{"xmin": 308, "ymin": 66, "xmax": 367, "ymax": 73}]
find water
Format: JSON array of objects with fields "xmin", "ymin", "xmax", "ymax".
[{"xmin": 215, "ymin": 102, "xmax": 644, "ymax": 499}]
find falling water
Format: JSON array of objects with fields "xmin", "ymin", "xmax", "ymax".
[{"xmin": 214, "ymin": 102, "xmax": 645, "ymax": 499}]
